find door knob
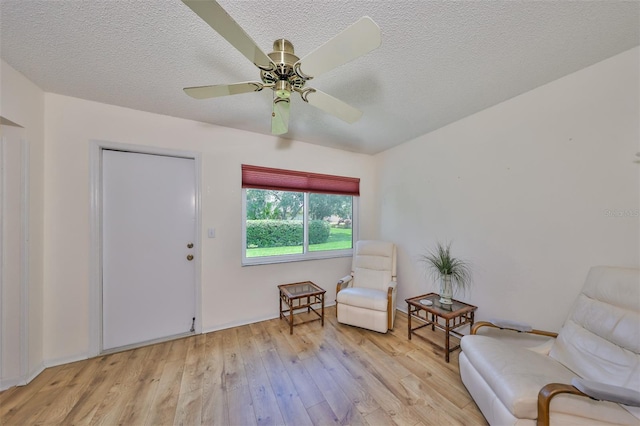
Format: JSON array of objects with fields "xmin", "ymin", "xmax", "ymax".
[
  {"xmin": 187, "ymin": 243, "xmax": 194, "ymax": 248},
  {"xmin": 187, "ymin": 254, "xmax": 194, "ymax": 261}
]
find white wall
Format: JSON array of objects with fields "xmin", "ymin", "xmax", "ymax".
[
  {"xmin": 376, "ymin": 47, "xmax": 640, "ymax": 331},
  {"xmin": 1, "ymin": 125, "xmax": 25, "ymax": 386},
  {"xmin": 43, "ymin": 93, "xmax": 377, "ymax": 363},
  {"xmin": 0, "ymin": 60, "xmax": 46, "ymax": 383}
]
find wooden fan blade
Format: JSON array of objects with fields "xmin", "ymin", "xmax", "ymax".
[
  {"xmin": 182, "ymin": 0, "xmax": 274, "ymax": 70},
  {"xmin": 303, "ymin": 89, "xmax": 362, "ymax": 124},
  {"xmin": 271, "ymin": 97, "xmax": 290, "ymax": 135},
  {"xmin": 183, "ymin": 81, "xmax": 264, "ymax": 99},
  {"xmin": 295, "ymin": 16, "xmax": 381, "ymax": 79}
]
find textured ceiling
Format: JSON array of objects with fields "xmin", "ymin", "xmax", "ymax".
[{"xmin": 1, "ymin": 1, "xmax": 638, "ymax": 154}]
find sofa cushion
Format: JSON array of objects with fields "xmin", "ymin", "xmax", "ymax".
[
  {"xmin": 351, "ymin": 240, "xmax": 396, "ymax": 291},
  {"xmin": 550, "ymin": 266, "xmax": 640, "ymax": 394},
  {"xmin": 337, "ymin": 287, "xmax": 388, "ymax": 311},
  {"xmin": 551, "ymin": 318, "xmax": 640, "ymax": 389},
  {"xmin": 337, "ymin": 303, "xmax": 389, "ymax": 333},
  {"xmin": 353, "ymin": 267, "xmax": 392, "ymax": 292},
  {"xmin": 461, "ymin": 335, "xmax": 576, "ymax": 419}
]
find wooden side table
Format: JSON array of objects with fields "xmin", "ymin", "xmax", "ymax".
[
  {"xmin": 406, "ymin": 293, "xmax": 477, "ymax": 362},
  {"xmin": 278, "ymin": 281, "xmax": 326, "ymax": 335}
]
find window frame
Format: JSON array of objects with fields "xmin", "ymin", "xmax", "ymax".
[{"xmin": 241, "ymin": 189, "xmax": 359, "ymax": 266}]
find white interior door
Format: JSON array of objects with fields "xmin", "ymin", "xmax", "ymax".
[{"xmin": 102, "ymin": 150, "xmax": 196, "ymax": 351}]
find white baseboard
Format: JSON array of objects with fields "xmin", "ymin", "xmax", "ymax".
[
  {"xmin": 0, "ymin": 361, "xmax": 46, "ymax": 391},
  {"xmin": 202, "ymin": 301, "xmax": 337, "ymax": 334},
  {"xmin": 202, "ymin": 313, "xmax": 280, "ymax": 334},
  {"xmin": 44, "ymin": 352, "xmax": 90, "ymax": 369},
  {"xmin": 24, "ymin": 362, "xmax": 45, "ymax": 385},
  {"xmin": 0, "ymin": 377, "xmax": 23, "ymax": 391}
]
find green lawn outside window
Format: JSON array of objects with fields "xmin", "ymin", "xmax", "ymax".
[{"xmin": 246, "ymin": 227, "xmax": 352, "ymax": 257}]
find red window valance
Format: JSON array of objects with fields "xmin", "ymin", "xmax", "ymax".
[{"xmin": 242, "ymin": 165, "xmax": 360, "ymax": 196}]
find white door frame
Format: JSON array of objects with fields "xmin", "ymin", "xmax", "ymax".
[
  {"xmin": 89, "ymin": 140, "xmax": 202, "ymax": 356},
  {"xmin": 0, "ymin": 126, "xmax": 30, "ymax": 390}
]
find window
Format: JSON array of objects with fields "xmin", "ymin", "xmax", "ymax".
[{"xmin": 242, "ymin": 165, "xmax": 359, "ymax": 265}]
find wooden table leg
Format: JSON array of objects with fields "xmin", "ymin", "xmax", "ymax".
[
  {"xmin": 407, "ymin": 305, "xmax": 412, "ymax": 340},
  {"xmin": 445, "ymin": 317, "xmax": 451, "ymax": 363},
  {"xmin": 289, "ymin": 298, "xmax": 294, "ymax": 335},
  {"xmin": 321, "ymin": 294, "xmax": 324, "ymax": 327},
  {"xmin": 279, "ymin": 292, "xmax": 283, "ymax": 319}
]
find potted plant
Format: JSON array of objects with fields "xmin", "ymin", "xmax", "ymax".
[{"xmin": 421, "ymin": 241, "xmax": 472, "ymax": 305}]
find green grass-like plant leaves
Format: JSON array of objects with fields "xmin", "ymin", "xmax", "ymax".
[{"xmin": 421, "ymin": 241, "xmax": 472, "ymax": 293}]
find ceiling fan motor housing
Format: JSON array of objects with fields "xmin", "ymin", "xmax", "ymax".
[{"xmin": 262, "ymin": 39, "xmax": 307, "ymax": 96}]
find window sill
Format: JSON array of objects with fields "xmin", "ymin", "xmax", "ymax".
[{"xmin": 242, "ymin": 249, "xmax": 353, "ymax": 266}]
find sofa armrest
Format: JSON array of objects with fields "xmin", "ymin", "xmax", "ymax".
[
  {"xmin": 490, "ymin": 318, "xmax": 533, "ymax": 332},
  {"xmin": 537, "ymin": 377, "xmax": 640, "ymax": 426},
  {"xmin": 537, "ymin": 383, "xmax": 587, "ymax": 426},
  {"xmin": 336, "ymin": 275, "xmax": 353, "ymax": 317},
  {"xmin": 386, "ymin": 281, "xmax": 397, "ymax": 304},
  {"xmin": 336, "ymin": 275, "xmax": 353, "ymax": 293},
  {"xmin": 537, "ymin": 379, "xmax": 640, "ymax": 426},
  {"xmin": 387, "ymin": 281, "xmax": 397, "ymax": 330},
  {"xmin": 571, "ymin": 378, "xmax": 640, "ymax": 407},
  {"xmin": 472, "ymin": 319, "xmax": 558, "ymax": 338}
]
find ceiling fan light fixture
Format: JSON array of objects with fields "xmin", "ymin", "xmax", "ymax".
[{"xmin": 275, "ymin": 80, "xmax": 291, "ymax": 99}]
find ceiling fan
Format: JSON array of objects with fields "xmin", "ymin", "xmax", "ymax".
[{"xmin": 181, "ymin": 0, "xmax": 381, "ymax": 135}]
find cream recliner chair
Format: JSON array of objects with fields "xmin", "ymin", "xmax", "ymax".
[
  {"xmin": 459, "ymin": 266, "xmax": 640, "ymax": 425},
  {"xmin": 336, "ymin": 240, "xmax": 397, "ymax": 333}
]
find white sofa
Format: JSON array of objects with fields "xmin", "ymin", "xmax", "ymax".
[
  {"xmin": 336, "ymin": 240, "xmax": 397, "ymax": 333},
  {"xmin": 459, "ymin": 266, "xmax": 640, "ymax": 425}
]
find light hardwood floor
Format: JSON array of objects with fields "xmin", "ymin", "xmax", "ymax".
[{"xmin": 0, "ymin": 307, "xmax": 487, "ymax": 426}]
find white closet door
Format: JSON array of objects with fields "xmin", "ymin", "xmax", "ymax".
[{"xmin": 102, "ymin": 150, "xmax": 196, "ymax": 351}]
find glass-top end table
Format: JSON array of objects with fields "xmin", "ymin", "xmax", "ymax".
[
  {"xmin": 407, "ymin": 293, "xmax": 472, "ymax": 315},
  {"xmin": 279, "ymin": 281, "xmax": 322, "ymax": 297},
  {"xmin": 406, "ymin": 292, "xmax": 478, "ymax": 362},
  {"xmin": 278, "ymin": 281, "xmax": 326, "ymax": 335}
]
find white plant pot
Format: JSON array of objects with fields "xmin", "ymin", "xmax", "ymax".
[{"xmin": 439, "ymin": 275, "xmax": 453, "ymax": 305}]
